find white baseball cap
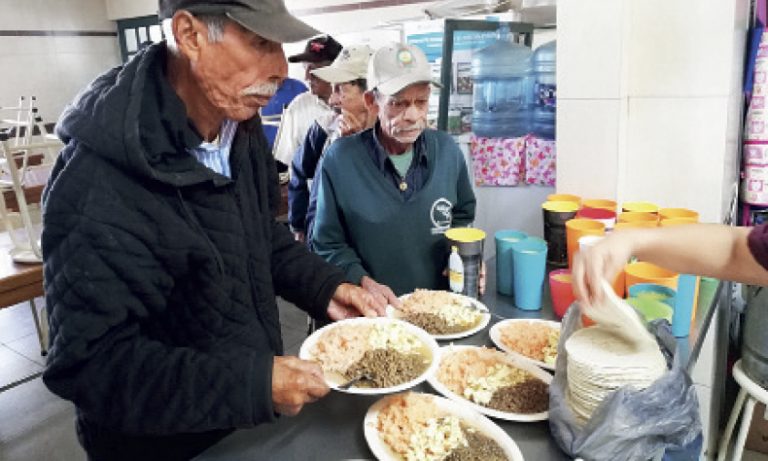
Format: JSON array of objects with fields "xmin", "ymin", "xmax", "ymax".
[
  {"xmin": 367, "ymin": 43, "xmax": 441, "ymax": 96},
  {"xmin": 310, "ymin": 45, "xmax": 373, "ymax": 83}
]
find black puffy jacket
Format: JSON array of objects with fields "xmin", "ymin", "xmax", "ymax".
[{"xmin": 41, "ymin": 43, "xmax": 344, "ymax": 448}]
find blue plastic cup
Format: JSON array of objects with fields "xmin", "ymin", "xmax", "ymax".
[
  {"xmin": 511, "ymin": 237, "xmax": 548, "ymax": 310},
  {"xmin": 495, "ymin": 230, "xmax": 527, "ymax": 296},
  {"xmin": 673, "ymin": 274, "xmax": 698, "ymax": 337},
  {"xmin": 628, "ymin": 283, "xmax": 676, "ymax": 308}
]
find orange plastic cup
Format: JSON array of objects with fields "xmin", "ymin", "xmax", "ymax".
[
  {"xmin": 614, "ymin": 221, "xmax": 658, "ymax": 231},
  {"xmin": 565, "ymin": 219, "xmax": 605, "ymax": 268},
  {"xmin": 547, "ymin": 194, "xmax": 581, "ymax": 206},
  {"xmin": 582, "ymin": 199, "xmax": 617, "ymax": 212},
  {"xmin": 625, "ymin": 261, "xmax": 679, "ymax": 292},
  {"xmin": 618, "ymin": 211, "xmax": 658, "ymax": 224},
  {"xmin": 659, "ymin": 208, "xmax": 699, "ymax": 223},
  {"xmin": 660, "ymin": 217, "xmax": 698, "ymax": 227},
  {"xmin": 622, "ymin": 201, "xmax": 659, "ymax": 214}
]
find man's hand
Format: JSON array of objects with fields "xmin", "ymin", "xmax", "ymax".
[
  {"xmin": 272, "ymin": 356, "xmax": 329, "ymax": 416},
  {"xmin": 327, "ymin": 282, "xmax": 386, "ymax": 320},
  {"xmin": 292, "ymin": 230, "xmax": 305, "ymax": 243},
  {"xmin": 361, "ymin": 275, "xmax": 401, "ymax": 309},
  {"xmin": 478, "ymin": 261, "xmax": 486, "ymax": 296}
]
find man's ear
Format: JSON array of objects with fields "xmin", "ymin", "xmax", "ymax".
[
  {"xmin": 172, "ymin": 11, "xmax": 207, "ymax": 61},
  {"xmin": 363, "ymin": 90, "xmax": 377, "ymax": 112}
]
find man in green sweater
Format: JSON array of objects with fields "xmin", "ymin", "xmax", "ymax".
[{"xmin": 311, "ymin": 43, "xmax": 477, "ymax": 305}]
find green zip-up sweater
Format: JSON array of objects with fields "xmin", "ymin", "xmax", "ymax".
[{"xmin": 312, "ymin": 128, "xmax": 476, "ymax": 295}]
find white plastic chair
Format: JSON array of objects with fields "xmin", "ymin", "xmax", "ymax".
[{"xmin": 717, "ymin": 359, "xmax": 768, "ymax": 460}]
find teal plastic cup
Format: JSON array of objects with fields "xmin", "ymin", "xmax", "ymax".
[
  {"xmin": 511, "ymin": 237, "xmax": 548, "ymax": 310},
  {"xmin": 628, "ymin": 283, "xmax": 676, "ymax": 308},
  {"xmin": 495, "ymin": 230, "xmax": 527, "ymax": 296}
]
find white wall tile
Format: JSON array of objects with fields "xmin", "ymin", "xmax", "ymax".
[
  {"xmin": 105, "ymin": 0, "xmax": 157, "ymax": 20},
  {"xmin": 623, "ymin": 97, "xmax": 729, "ymax": 223},
  {"xmin": 626, "ymin": 1, "xmax": 740, "ymax": 98},
  {"xmin": 558, "ymin": 0, "xmax": 624, "ymax": 99},
  {"xmin": 556, "ymin": 99, "xmax": 621, "ymax": 198}
]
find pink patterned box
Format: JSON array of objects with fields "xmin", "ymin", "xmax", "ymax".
[
  {"xmin": 525, "ymin": 136, "xmax": 557, "ymax": 186},
  {"xmin": 469, "ymin": 135, "xmax": 526, "ymax": 186}
]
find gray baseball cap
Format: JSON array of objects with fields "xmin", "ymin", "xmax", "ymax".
[
  {"xmin": 158, "ymin": 0, "xmax": 319, "ymax": 44},
  {"xmin": 367, "ymin": 43, "xmax": 441, "ymax": 96}
]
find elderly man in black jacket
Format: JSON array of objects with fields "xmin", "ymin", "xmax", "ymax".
[{"xmin": 41, "ymin": 1, "xmax": 384, "ymax": 459}]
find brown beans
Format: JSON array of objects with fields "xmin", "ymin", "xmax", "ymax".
[
  {"xmin": 444, "ymin": 426, "xmax": 508, "ymax": 461},
  {"xmin": 345, "ymin": 349, "xmax": 428, "ymax": 388},
  {"xmin": 487, "ymin": 378, "xmax": 549, "ymax": 414}
]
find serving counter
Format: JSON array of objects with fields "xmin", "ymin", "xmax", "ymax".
[{"xmin": 196, "ymin": 260, "xmax": 720, "ymax": 461}]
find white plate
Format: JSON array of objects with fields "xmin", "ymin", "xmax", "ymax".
[
  {"xmin": 364, "ymin": 392, "xmax": 525, "ymax": 461},
  {"xmin": 387, "ymin": 291, "xmax": 491, "ymax": 340},
  {"xmin": 427, "ymin": 345, "xmax": 552, "ymax": 422},
  {"xmin": 298, "ymin": 317, "xmax": 439, "ymax": 395},
  {"xmin": 490, "ymin": 319, "xmax": 561, "ymax": 371}
]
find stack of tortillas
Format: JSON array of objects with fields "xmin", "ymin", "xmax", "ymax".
[{"xmin": 565, "ymin": 281, "xmax": 667, "ymax": 425}]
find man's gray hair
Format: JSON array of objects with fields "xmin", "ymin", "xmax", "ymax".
[{"xmin": 161, "ymin": 14, "xmax": 228, "ymax": 54}]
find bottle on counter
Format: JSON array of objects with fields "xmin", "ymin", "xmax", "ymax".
[{"xmin": 449, "ymin": 246, "xmax": 464, "ymax": 294}]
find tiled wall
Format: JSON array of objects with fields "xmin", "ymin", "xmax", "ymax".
[
  {"xmin": 557, "ymin": 0, "xmax": 749, "ymax": 224},
  {"xmin": 0, "ymin": 0, "xmax": 120, "ymax": 125}
]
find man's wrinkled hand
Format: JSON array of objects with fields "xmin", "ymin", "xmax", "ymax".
[
  {"xmin": 361, "ymin": 276, "xmax": 400, "ymax": 310},
  {"xmin": 327, "ymin": 282, "xmax": 386, "ymax": 320},
  {"xmin": 272, "ymin": 356, "xmax": 329, "ymax": 416}
]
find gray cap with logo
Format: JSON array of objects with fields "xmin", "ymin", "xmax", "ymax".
[{"xmin": 158, "ymin": 0, "xmax": 319, "ymax": 43}]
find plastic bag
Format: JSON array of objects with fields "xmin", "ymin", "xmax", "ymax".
[{"xmin": 548, "ymin": 306, "xmax": 702, "ymax": 461}]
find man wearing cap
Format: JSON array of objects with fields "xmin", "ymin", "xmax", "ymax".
[
  {"xmin": 272, "ymin": 35, "xmax": 342, "ymax": 170},
  {"xmin": 288, "ymin": 45, "xmax": 377, "ymax": 243},
  {"xmin": 311, "ymin": 43, "xmax": 476, "ymax": 301},
  {"xmin": 41, "ymin": 1, "xmax": 384, "ymax": 459}
]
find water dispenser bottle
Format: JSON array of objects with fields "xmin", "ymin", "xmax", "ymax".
[
  {"xmin": 531, "ymin": 40, "xmax": 556, "ymax": 140},
  {"xmin": 471, "ymin": 25, "xmax": 533, "ymax": 138}
]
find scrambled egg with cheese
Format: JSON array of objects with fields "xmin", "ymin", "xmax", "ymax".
[
  {"xmin": 368, "ymin": 323, "xmax": 422, "ymax": 354},
  {"xmin": 404, "ymin": 416, "xmax": 468, "ymax": 461},
  {"xmin": 463, "ymin": 363, "xmax": 529, "ymax": 405}
]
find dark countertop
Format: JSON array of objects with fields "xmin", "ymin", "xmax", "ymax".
[{"xmin": 196, "ymin": 259, "xmax": 719, "ymax": 461}]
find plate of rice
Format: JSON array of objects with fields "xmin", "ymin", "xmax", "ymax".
[
  {"xmin": 364, "ymin": 391, "xmax": 524, "ymax": 461},
  {"xmin": 299, "ymin": 317, "xmax": 439, "ymax": 394},
  {"xmin": 386, "ymin": 289, "xmax": 491, "ymax": 340},
  {"xmin": 428, "ymin": 345, "xmax": 551, "ymax": 422},
  {"xmin": 489, "ymin": 319, "xmax": 561, "ymax": 371}
]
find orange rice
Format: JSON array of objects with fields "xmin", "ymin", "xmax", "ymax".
[
  {"xmin": 436, "ymin": 347, "xmax": 530, "ymax": 396},
  {"xmin": 376, "ymin": 393, "xmax": 447, "ymax": 457},
  {"xmin": 499, "ymin": 321, "xmax": 559, "ymax": 362}
]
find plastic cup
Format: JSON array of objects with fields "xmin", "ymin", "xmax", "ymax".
[
  {"xmin": 582, "ymin": 198, "xmax": 617, "ymax": 211},
  {"xmin": 549, "ymin": 269, "xmax": 575, "ymax": 319},
  {"xmin": 660, "ymin": 217, "xmax": 698, "ymax": 227},
  {"xmin": 542, "ymin": 201, "xmax": 579, "ymax": 267},
  {"xmin": 628, "ymin": 283, "xmax": 676, "ymax": 308},
  {"xmin": 565, "ymin": 219, "xmax": 605, "ymax": 268},
  {"xmin": 547, "ymin": 193, "xmax": 581, "ymax": 206},
  {"xmin": 625, "ymin": 261, "xmax": 679, "ymax": 292},
  {"xmin": 627, "ymin": 297, "xmax": 674, "ymax": 323},
  {"xmin": 511, "ymin": 237, "xmax": 548, "ymax": 310},
  {"xmin": 445, "ymin": 228, "xmax": 486, "ymax": 299},
  {"xmin": 622, "ymin": 201, "xmax": 659, "ymax": 214},
  {"xmin": 659, "ymin": 208, "xmax": 699, "ymax": 221},
  {"xmin": 613, "ymin": 221, "xmax": 658, "ymax": 231},
  {"xmin": 618, "ymin": 211, "xmax": 658, "ymax": 224},
  {"xmin": 576, "ymin": 207, "xmax": 617, "ymax": 231},
  {"xmin": 495, "ymin": 230, "xmax": 527, "ymax": 296},
  {"xmin": 673, "ymin": 274, "xmax": 698, "ymax": 337}
]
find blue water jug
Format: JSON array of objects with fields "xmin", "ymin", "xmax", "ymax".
[
  {"xmin": 531, "ymin": 40, "xmax": 556, "ymax": 140},
  {"xmin": 471, "ymin": 25, "xmax": 533, "ymax": 138}
]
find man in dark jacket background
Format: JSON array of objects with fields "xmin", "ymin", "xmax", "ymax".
[{"xmin": 41, "ymin": 1, "xmax": 384, "ymax": 459}]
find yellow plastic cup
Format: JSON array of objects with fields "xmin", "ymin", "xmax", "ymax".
[
  {"xmin": 660, "ymin": 217, "xmax": 699, "ymax": 227},
  {"xmin": 614, "ymin": 221, "xmax": 658, "ymax": 231},
  {"xmin": 622, "ymin": 201, "xmax": 659, "ymax": 214},
  {"xmin": 565, "ymin": 219, "xmax": 605, "ymax": 268},
  {"xmin": 582, "ymin": 199, "xmax": 617, "ymax": 211},
  {"xmin": 547, "ymin": 194, "xmax": 581, "ymax": 206},
  {"xmin": 659, "ymin": 208, "xmax": 699, "ymax": 221},
  {"xmin": 625, "ymin": 261, "xmax": 679, "ymax": 291},
  {"xmin": 618, "ymin": 211, "xmax": 658, "ymax": 224},
  {"xmin": 542, "ymin": 200, "xmax": 580, "ymax": 213}
]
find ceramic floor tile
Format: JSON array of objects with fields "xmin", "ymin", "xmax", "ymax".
[
  {"xmin": 0, "ymin": 345, "xmax": 43, "ymax": 389},
  {"xmin": 5, "ymin": 333, "xmax": 46, "ymax": 366},
  {"xmin": 0, "ymin": 302, "xmax": 38, "ymax": 344}
]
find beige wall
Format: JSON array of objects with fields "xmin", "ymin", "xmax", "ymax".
[{"xmin": 0, "ymin": 0, "xmax": 120, "ymax": 124}]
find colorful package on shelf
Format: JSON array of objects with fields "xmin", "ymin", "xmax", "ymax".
[
  {"xmin": 745, "ymin": 30, "xmax": 768, "ymax": 141},
  {"xmin": 469, "ymin": 134, "xmax": 525, "ymax": 186},
  {"xmin": 525, "ymin": 136, "xmax": 557, "ymax": 186}
]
